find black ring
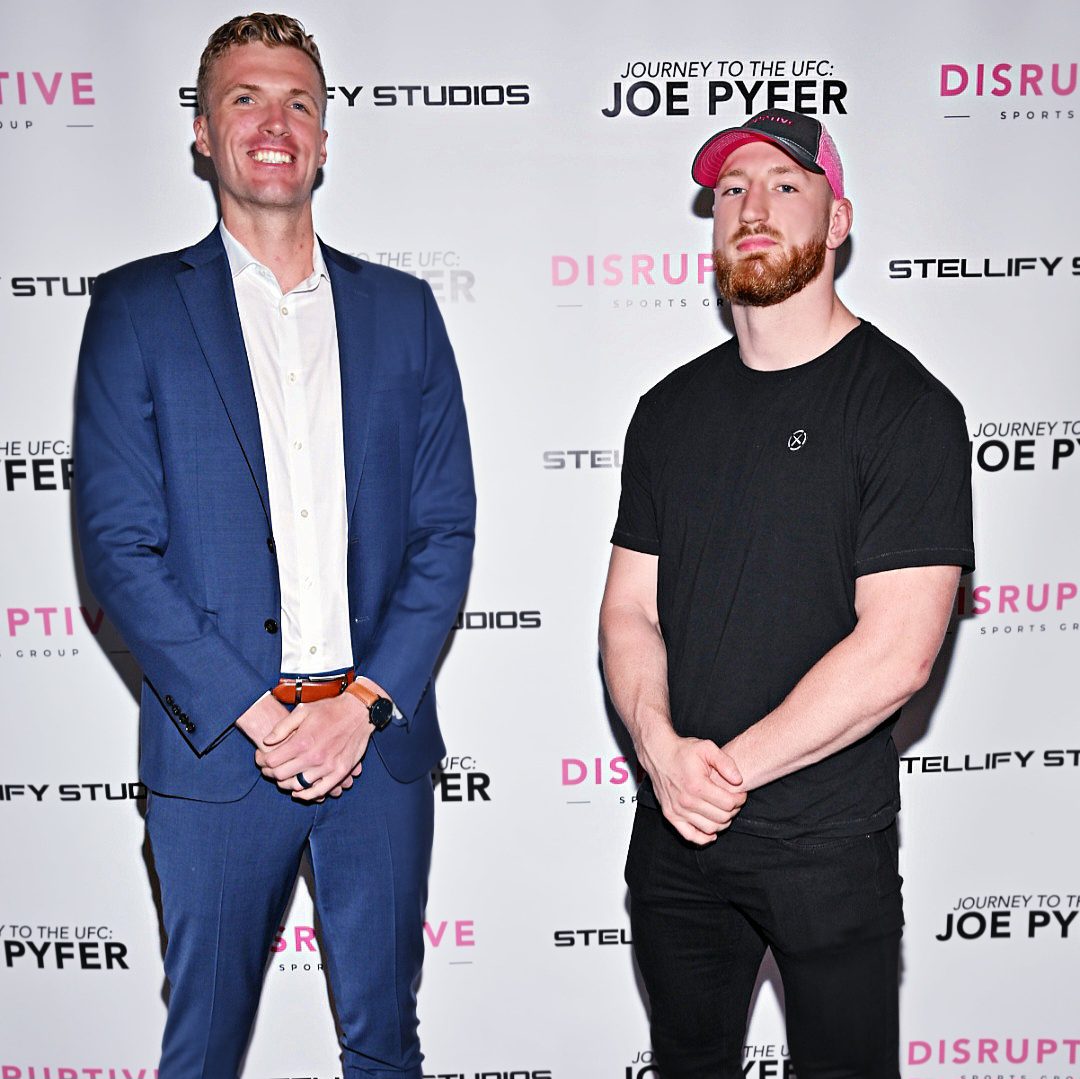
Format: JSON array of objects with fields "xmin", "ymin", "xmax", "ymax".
[{"xmin": 296, "ymin": 772, "xmax": 313, "ymax": 789}]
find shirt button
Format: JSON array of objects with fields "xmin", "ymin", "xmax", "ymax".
[
  {"xmin": 300, "ymin": 509, "xmax": 309, "ymax": 518},
  {"xmin": 293, "ymin": 440, "xmax": 303, "ymax": 451},
  {"xmin": 309, "ymin": 645, "xmax": 317, "ymax": 655},
  {"xmin": 288, "ymin": 372, "xmax": 297, "ymax": 383},
  {"xmin": 280, "ymin": 306, "xmax": 289, "ymax": 316}
]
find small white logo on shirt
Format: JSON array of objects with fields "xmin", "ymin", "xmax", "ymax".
[{"xmin": 787, "ymin": 429, "xmax": 807, "ymax": 451}]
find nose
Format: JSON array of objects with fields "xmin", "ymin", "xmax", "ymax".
[
  {"xmin": 260, "ymin": 103, "xmax": 291, "ymax": 139},
  {"xmin": 738, "ymin": 181, "xmax": 769, "ymax": 226}
]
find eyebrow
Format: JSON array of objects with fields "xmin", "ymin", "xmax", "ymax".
[
  {"xmin": 718, "ymin": 163, "xmax": 801, "ymax": 183},
  {"xmin": 224, "ymin": 82, "xmax": 319, "ymax": 103}
]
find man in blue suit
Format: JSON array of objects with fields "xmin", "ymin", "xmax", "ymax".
[{"xmin": 74, "ymin": 14, "xmax": 474, "ymax": 1078}]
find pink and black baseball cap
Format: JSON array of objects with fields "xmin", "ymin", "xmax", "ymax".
[{"xmin": 691, "ymin": 108, "xmax": 845, "ymax": 199}]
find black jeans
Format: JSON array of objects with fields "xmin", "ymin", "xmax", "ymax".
[{"xmin": 625, "ymin": 805, "xmax": 904, "ymax": 1079}]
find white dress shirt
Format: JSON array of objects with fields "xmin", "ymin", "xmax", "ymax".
[{"xmin": 221, "ymin": 223, "xmax": 352, "ymax": 675}]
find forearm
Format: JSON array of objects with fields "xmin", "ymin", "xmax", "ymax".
[
  {"xmin": 601, "ymin": 597, "xmax": 746, "ymax": 842},
  {"xmin": 599, "ymin": 602, "xmax": 678, "ymax": 771},
  {"xmin": 723, "ymin": 621, "xmax": 935, "ymax": 791},
  {"xmin": 600, "ymin": 547, "xmax": 746, "ymax": 842}
]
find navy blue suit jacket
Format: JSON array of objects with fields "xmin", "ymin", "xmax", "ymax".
[{"xmin": 75, "ymin": 229, "xmax": 475, "ymax": 801}]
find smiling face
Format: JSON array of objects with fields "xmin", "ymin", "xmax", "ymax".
[
  {"xmin": 193, "ymin": 41, "xmax": 327, "ymax": 220},
  {"xmin": 711, "ymin": 139, "xmax": 850, "ymax": 308}
]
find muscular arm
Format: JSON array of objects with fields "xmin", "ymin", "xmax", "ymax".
[
  {"xmin": 599, "ymin": 546, "xmax": 745, "ymax": 844},
  {"xmin": 722, "ymin": 564, "xmax": 960, "ymax": 790}
]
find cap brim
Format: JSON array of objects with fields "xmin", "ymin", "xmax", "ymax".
[{"xmin": 691, "ymin": 129, "xmax": 825, "ymax": 188}]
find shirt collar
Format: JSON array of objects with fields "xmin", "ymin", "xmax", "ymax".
[{"xmin": 218, "ymin": 221, "xmax": 329, "ymax": 290}]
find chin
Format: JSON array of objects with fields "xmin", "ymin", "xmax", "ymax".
[{"xmin": 714, "ymin": 233, "xmax": 828, "ymax": 308}]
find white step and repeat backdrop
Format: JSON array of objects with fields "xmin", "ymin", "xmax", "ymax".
[{"xmin": 2, "ymin": 1, "xmax": 1078, "ymax": 1076}]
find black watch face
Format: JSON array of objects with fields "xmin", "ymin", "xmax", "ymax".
[{"xmin": 369, "ymin": 697, "xmax": 394, "ymax": 731}]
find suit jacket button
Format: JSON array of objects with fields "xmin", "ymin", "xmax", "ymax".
[
  {"xmin": 171, "ymin": 704, "xmax": 181, "ymax": 716},
  {"xmin": 266, "ymin": 537, "xmax": 276, "ymax": 554},
  {"xmin": 264, "ymin": 618, "xmax": 279, "ymax": 634},
  {"xmin": 165, "ymin": 695, "xmax": 174, "ymax": 705}
]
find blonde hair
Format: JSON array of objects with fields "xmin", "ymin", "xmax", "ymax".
[{"xmin": 196, "ymin": 13, "xmax": 326, "ymax": 118}]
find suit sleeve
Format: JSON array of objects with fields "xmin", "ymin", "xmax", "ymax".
[
  {"xmin": 74, "ymin": 275, "xmax": 269, "ymax": 754},
  {"xmin": 359, "ymin": 281, "xmax": 476, "ymax": 720}
]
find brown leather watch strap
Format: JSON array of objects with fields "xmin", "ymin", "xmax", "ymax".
[{"xmin": 345, "ymin": 680, "xmax": 379, "ymax": 710}]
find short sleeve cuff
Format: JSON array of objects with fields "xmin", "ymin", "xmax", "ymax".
[
  {"xmin": 855, "ymin": 546, "xmax": 975, "ymax": 577},
  {"xmin": 611, "ymin": 531, "xmax": 660, "ymax": 556}
]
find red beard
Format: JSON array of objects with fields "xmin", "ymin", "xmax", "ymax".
[{"xmin": 714, "ymin": 227, "xmax": 828, "ymax": 307}]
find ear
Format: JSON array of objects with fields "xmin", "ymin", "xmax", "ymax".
[
  {"xmin": 318, "ymin": 126, "xmax": 328, "ymax": 168},
  {"xmin": 826, "ymin": 197, "xmax": 853, "ymax": 250},
  {"xmin": 193, "ymin": 113, "xmax": 211, "ymax": 158}
]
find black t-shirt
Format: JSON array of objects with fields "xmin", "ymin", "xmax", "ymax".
[{"xmin": 612, "ymin": 321, "xmax": 974, "ymax": 838}]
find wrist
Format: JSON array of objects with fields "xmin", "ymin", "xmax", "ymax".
[
  {"xmin": 235, "ymin": 692, "xmax": 280, "ymax": 744},
  {"xmin": 345, "ymin": 679, "xmax": 395, "ymax": 732},
  {"xmin": 340, "ymin": 687, "xmax": 368, "ymax": 722},
  {"xmin": 633, "ymin": 714, "xmax": 679, "ymax": 769}
]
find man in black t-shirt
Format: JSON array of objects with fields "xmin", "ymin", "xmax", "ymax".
[{"xmin": 599, "ymin": 110, "xmax": 973, "ymax": 1079}]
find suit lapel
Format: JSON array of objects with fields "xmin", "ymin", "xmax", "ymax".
[
  {"xmin": 323, "ymin": 242, "xmax": 376, "ymax": 522},
  {"xmin": 176, "ymin": 230, "xmax": 271, "ymax": 526}
]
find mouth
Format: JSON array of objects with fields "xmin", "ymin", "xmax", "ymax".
[
  {"xmin": 249, "ymin": 149, "xmax": 295, "ymax": 165},
  {"xmin": 736, "ymin": 236, "xmax": 778, "ymax": 253}
]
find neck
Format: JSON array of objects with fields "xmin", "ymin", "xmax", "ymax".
[
  {"xmin": 221, "ymin": 200, "xmax": 316, "ymax": 293},
  {"xmin": 730, "ymin": 268, "xmax": 859, "ymax": 371}
]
